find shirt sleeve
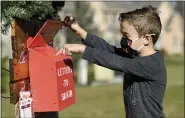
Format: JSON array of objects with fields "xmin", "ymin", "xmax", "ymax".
[
  {"xmin": 82, "ymin": 46, "xmax": 160, "ymax": 80},
  {"xmin": 81, "ymin": 33, "xmax": 127, "ymax": 57}
]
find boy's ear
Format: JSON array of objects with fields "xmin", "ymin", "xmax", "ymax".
[{"xmin": 143, "ymin": 35, "xmax": 152, "ymax": 46}]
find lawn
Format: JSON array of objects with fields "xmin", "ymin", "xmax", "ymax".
[{"xmin": 1, "ymin": 56, "xmax": 184, "ymax": 118}]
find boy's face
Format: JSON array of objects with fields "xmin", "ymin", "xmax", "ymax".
[{"xmin": 120, "ymin": 21, "xmax": 147, "ymax": 52}]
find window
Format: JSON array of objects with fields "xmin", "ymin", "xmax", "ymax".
[
  {"xmin": 107, "ymin": 12, "xmax": 114, "ymax": 25},
  {"xmin": 172, "ymin": 35, "xmax": 180, "ymax": 50}
]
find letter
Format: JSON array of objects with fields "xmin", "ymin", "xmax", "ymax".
[
  {"xmin": 69, "ymin": 90, "xmax": 72, "ymax": 98},
  {"xmin": 61, "ymin": 93, "xmax": 66, "ymax": 101},
  {"xmin": 58, "ymin": 69, "xmax": 61, "ymax": 76},
  {"xmin": 66, "ymin": 91, "xmax": 69, "ymax": 99}
]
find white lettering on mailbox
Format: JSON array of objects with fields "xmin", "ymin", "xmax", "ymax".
[
  {"xmin": 63, "ymin": 79, "xmax": 69, "ymax": 87},
  {"xmin": 61, "ymin": 90, "xmax": 73, "ymax": 101},
  {"xmin": 57, "ymin": 66, "xmax": 72, "ymax": 77}
]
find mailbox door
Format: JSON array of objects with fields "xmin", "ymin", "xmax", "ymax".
[{"xmin": 56, "ymin": 57, "xmax": 75, "ymax": 110}]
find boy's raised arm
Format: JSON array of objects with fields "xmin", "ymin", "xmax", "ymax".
[{"xmin": 63, "ymin": 16, "xmax": 125, "ymax": 55}]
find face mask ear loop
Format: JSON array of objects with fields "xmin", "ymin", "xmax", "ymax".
[
  {"xmin": 132, "ymin": 38, "xmax": 140, "ymax": 42},
  {"xmin": 137, "ymin": 45, "xmax": 144, "ymax": 51},
  {"xmin": 145, "ymin": 34, "xmax": 156, "ymax": 37}
]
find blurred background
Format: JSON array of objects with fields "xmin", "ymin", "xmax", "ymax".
[{"xmin": 1, "ymin": 1, "xmax": 184, "ymax": 118}]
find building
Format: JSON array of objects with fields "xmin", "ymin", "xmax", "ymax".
[{"xmin": 157, "ymin": 2, "xmax": 184, "ymax": 55}]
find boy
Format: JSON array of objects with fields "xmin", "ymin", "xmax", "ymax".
[{"xmin": 56, "ymin": 5, "xmax": 166, "ymax": 118}]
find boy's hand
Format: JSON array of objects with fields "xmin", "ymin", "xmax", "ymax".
[
  {"xmin": 63, "ymin": 16, "xmax": 79, "ymax": 31},
  {"xmin": 55, "ymin": 44, "xmax": 86, "ymax": 56},
  {"xmin": 63, "ymin": 16, "xmax": 87, "ymax": 39}
]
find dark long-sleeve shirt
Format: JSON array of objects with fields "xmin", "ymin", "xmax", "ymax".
[{"xmin": 81, "ymin": 33, "xmax": 167, "ymax": 118}]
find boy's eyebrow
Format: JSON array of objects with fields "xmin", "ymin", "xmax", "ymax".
[{"xmin": 122, "ymin": 32, "xmax": 130, "ymax": 37}]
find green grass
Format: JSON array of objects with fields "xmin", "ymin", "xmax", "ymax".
[
  {"xmin": 59, "ymin": 85, "xmax": 184, "ymax": 118},
  {"xmin": 1, "ymin": 85, "xmax": 184, "ymax": 118},
  {"xmin": 164, "ymin": 56, "xmax": 184, "ymax": 87},
  {"xmin": 164, "ymin": 55, "xmax": 184, "ymax": 66},
  {"xmin": 1, "ymin": 56, "xmax": 184, "ymax": 118},
  {"xmin": 163, "ymin": 85, "xmax": 184, "ymax": 117}
]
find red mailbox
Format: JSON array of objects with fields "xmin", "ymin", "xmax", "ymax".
[{"xmin": 27, "ymin": 20, "xmax": 75, "ymax": 112}]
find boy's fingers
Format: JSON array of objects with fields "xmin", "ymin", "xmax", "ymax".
[
  {"xmin": 64, "ymin": 47, "xmax": 68, "ymax": 55},
  {"xmin": 55, "ymin": 45, "xmax": 74, "ymax": 56},
  {"xmin": 68, "ymin": 52, "xmax": 72, "ymax": 55},
  {"xmin": 63, "ymin": 46, "xmax": 70, "ymax": 55},
  {"xmin": 66, "ymin": 47, "xmax": 72, "ymax": 55},
  {"xmin": 62, "ymin": 48, "xmax": 65, "ymax": 55},
  {"xmin": 63, "ymin": 16, "xmax": 76, "ymax": 27},
  {"xmin": 64, "ymin": 16, "xmax": 71, "ymax": 26},
  {"xmin": 64, "ymin": 16, "xmax": 70, "ymax": 24}
]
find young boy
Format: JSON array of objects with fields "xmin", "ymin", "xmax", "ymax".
[{"xmin": 56, "ymin": 5, "xmax": 166, "ymax": 118}]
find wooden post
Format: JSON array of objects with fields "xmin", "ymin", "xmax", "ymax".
[{"xmin": 10, "ymin": 18, "xmax": 59, "ymax": 118}]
